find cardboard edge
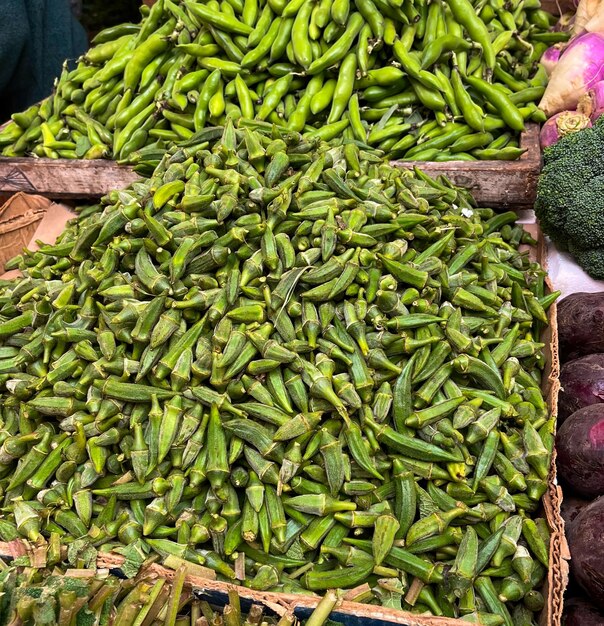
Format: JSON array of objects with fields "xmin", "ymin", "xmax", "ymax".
[
  {"xmin": 537, "ymin": 233, "xmax": 568, "ymax": 626},
  {"xmin": 0, "ymin": 192, "xmax": 50, "ymax": 230}
]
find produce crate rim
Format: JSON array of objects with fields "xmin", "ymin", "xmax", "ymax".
[
  {"xmin": 390, "ymin": 124, "xmax": 541, "ymax": 171},
  {"xmin": 0, "ymin": 125, "xmax": 542, "ymax": 207}
]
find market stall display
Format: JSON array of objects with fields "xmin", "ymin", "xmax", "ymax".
[
  {"xmin": 0, "ymin": 0, "xmax": 587, "ymax": 621},
  {"xmin": 0, "ymin": 126, "xmax": 543, "ymax": 207},
  {"xmin": 0, "ymin": 123, "xmax": 558, "ymax": 622},
  {"xmin": 0, "ymin": 0, "xmax": 563, "ymax": 163}
]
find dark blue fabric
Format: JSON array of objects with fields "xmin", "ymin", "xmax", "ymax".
[{"xmin": 0, "ymin": 0, "xmax": 88, "ymax": 121}]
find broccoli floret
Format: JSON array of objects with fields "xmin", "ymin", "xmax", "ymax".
[
  {"xmin": 536, "ymin": 157, "xmax": 584, "ymax": 234},
  {"xmin": 543, "ymin": 122, "xmax": 604, "ymax": 165},
  {"xmin": 564, "ymin": 175, "xmax": 604, "ymax": 249},
  {"xmin": 567, "ymin": 244, "xmax": 604, "ymax": 279},
  {"xmin": 535, "ymin": 122, "xmax": 604, "ymax": 277}
]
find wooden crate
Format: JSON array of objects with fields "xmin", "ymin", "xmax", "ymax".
[
  {"xmin": 0, "ymin": 124, "xmax": 542, "ymax": 206},
  {"xmin": 392, "ymin": 124, "xmax": 542, "ymax": 209},
  {"xmin": 541, "ymin": 0, "xmax": 574, "ymax": 13}
]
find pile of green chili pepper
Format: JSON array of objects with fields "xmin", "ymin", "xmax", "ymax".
[
  {"xmin": 0, "ymin": 121, "xmax": 555, "ymax": 624},
  {"xmin": 0, "ymin": 0, "xmax": 565, "ymax": 163},
  {"xmin": 0, "ymin": 557, "xmax": 344, "ymax": 626}
]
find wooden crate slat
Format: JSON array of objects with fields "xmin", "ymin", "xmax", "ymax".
[
  {"xmin": 391, "ymin": 124, "xmax": 541, "ymax": 208},
  {"xmin": 0, "ymin": 125, "xmax": 542, "ymax": 206},
  {"xmin": 0, "ymin": 157, "xmax": 139, "ymax": 199}
]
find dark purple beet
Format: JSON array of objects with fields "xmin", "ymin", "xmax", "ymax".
[
  {"xmin": 558, "ymin": 293, "xmax": 604, "ymax": 362},
  {"xmin": 556, "ymin": 405, "xmax": 604, "ymax": 498},
  {"xmin": 568, "ymin": 498, "xmax": 604, "ymax": 609},
  {"xmin": 563, "ymin": 596, "xmax": 604, "ymax": 625},
  {"xmin": 561, "ymin": 493, "xmax": 591, "ymax": 529},
  {"xmin": 560, "ymin": 354, "xmax": 604, "ymax": 422}
]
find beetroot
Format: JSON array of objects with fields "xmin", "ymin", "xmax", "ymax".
[
  {"xmin": 559, "ymin": 354, "xmax": 604, "ymax": 421},
  {"xmin": 567, "ymin": 498, "xmax": 604, "ymax": 609},
  {"xmin": 556, "ymin": 405, "xmax": 604, "ymax": 498},
  {"xmin": 563, "ymin": 596, "xmax": 604, "ymax": 625},
  {"xmin": 561, "ymin": 493, "xmax": 592, "ymax": 528},
  {"xmin": 558, "ymin": 292, "xmax": 604, "ymax": 362}
]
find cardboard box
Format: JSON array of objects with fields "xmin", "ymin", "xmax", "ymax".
[
  {"xmin": 0, "ymin": 194, "xmax": 77, "ymax": 279},
  {"xmin": 0, "ymin": 193, "xmax": 51, "ymax": 270},
  {"xmin": 0, "ymin": 198, "xmax": 566, "ymax": 625},
  {"xmin": 526, "ymin": 223, "xmax": 569, "ymax": 626}
]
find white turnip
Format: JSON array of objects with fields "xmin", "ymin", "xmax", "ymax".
[
  {"xmin": 539, "ymin": 33, "xmax": 604, "ymax": 116},
  {"xmin": 574, "ymin": 0, "xmax": 604, "ymax": 35},
  {"xmin": 541, "ymin": 46, "xmax": 562, "ymax": 75},
  {"xmin": 580, "ymin": 81, "xmax": 604, "ymax": 121},
  {"xmin": 540, "ymin": 111, "xmax": 592, "ymax": 148}
]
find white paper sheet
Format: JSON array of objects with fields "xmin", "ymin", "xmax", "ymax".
[{"xmin": 546, "ymin": 238, "xmax": 604, "ymax": 299}]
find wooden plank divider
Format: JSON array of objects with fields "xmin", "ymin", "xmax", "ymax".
[
  {"xmin": 0, "ymin": 157, "xmax": 139, "ymax": 199},
  {"xmin": 0, "ymin": 124, "xmax": 542, "ymax": 207},
  {"xmin": 391, "ymin": 124, "xmax": 542, "ymax": 209}
]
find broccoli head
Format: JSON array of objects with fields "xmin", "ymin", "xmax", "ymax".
[
  {"xmin": 535, "ymin": 118, "xmax": 604, "ymax": 276},
  {"xmin": 567, "ymin": 244, "xmax": 604, "ymax": 280},
  {"xmin": 564, "ymin": 174, "xmax": 604, "ymax": 249}
]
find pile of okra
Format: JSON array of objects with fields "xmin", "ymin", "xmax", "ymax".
[
  {"xmin": 0, "ymin": 122, "xmax": 556, "ymax": 625},
  {"xmin": 0, "ymin": 560, "xmax": 344, "ymax": 625},
  {"xmin": 0, "ymin": 0, "xmax": 565, "ymax": 163}
]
